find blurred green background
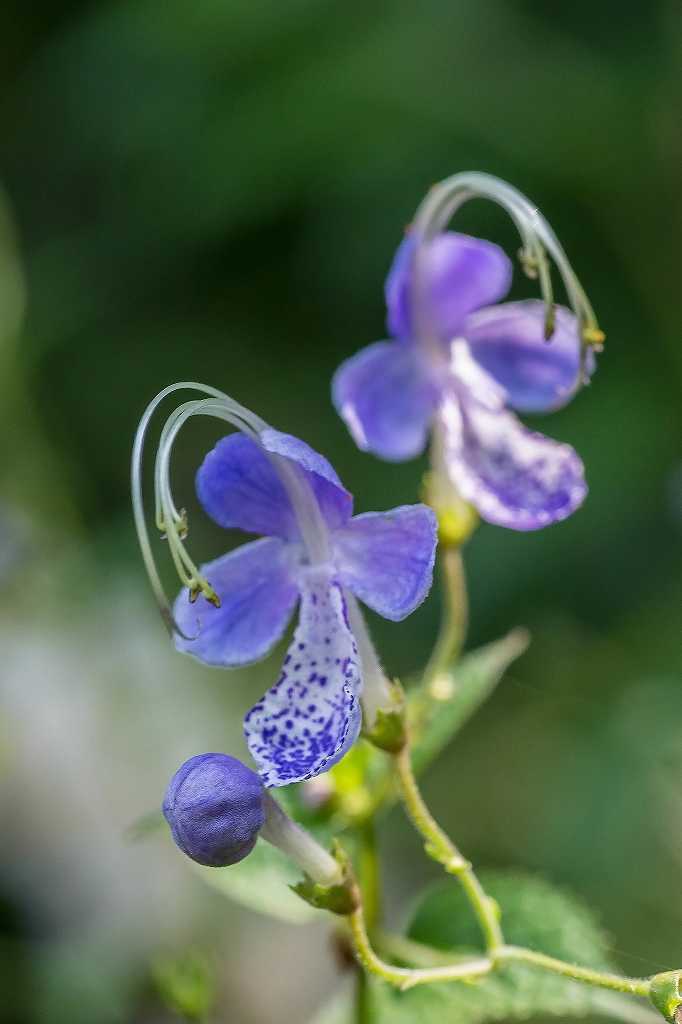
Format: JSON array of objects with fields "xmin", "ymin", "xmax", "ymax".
[{"xmin": 0, "ymin": 1, "xmax": 681, "ymax": 1021}]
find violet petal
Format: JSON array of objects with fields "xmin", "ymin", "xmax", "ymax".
[
  {"xmin": 332, "ymin": 340, "xmax": 439, "ymax": 461},
  {"xmin": 441, "ymin": 392, "xmax": 587, "ymax": 531},
  {"xmin": 386, "ymin": 231, "xmax": 513, "ymax": 343},
  {"xmin": 197, "ymin": 432, "xmax": 352, "ymax": 539},
  {"xmin": 334, "ymin": 505, "xmax": 437, "ymax": 621},
  {"xmin": 174, "ymin": 537, "xmax": 299, "ymax": 666},
  {"xmin": 464, "ymin": 300, "xmax": 595, "ymax": 413}
]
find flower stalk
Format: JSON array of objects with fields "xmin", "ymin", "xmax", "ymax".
[
  {"xmin": 393, "ymin": 743, "xmax": 503, "ymax": 955},
  {"xmin": 261, "ymin": 792, "xmax": 342, "ymax": 888}
]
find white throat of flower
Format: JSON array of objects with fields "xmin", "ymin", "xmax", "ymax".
[
  {"xmin": 409, "ymin": 171, "xmax": 604, "ymax": 383},
  {"xmin": 131, "ymin": 382, "xmax": 331, "ymax": 638}
]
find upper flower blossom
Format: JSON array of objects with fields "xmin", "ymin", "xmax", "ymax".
[
  {"xmin": 333, "ymin": 227, "xmax": 596, "ymax": 531},
  {"xmin": 172, "ymin": 427, "xmax": 436, "ymax": 786}
]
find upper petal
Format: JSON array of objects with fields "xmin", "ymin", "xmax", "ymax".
[
  {"xmin": 244, "ymin": 569, "xmax": 362, "ymax": 787},
  {"xmin": 334, "ymin": 505, "xmax": 437, "ymax": 621},
  {"xmin": 385, "ymin": 231, "xmax": 513, "ymax": 343},
  {"xmin": 464, "ymin": 300, "xmax": 595, "ymax": 413},
  {"xmin": 332, "ymin": 341, "xmax": 439, "ymax": 461},
  {"xmin": 260, "ymin": 428, "xmax": 353, "ymax": 530},
  {"xmin": 442, "ymin": 393, "xmax": 587, "ymax": 531},
  {"xmin": 197, "ymin": 432, "xmax": 352, "ymax": 539},
  {"xmin": 174, "ymin": 537, "xmax": 299, "ymax": 666}
]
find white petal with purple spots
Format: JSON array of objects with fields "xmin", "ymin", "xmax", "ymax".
[
  {"xmin": 441, "ymin": 390, "xmax": 587, "ymax": 531},
  {"xmin": 244, "ymin": 568, "xmax": 362, "ymax": 787}
]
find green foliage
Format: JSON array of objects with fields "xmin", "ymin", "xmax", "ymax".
[
  {"xmin": 409, "ymin": 870, "xmax": 614, "ymax": 968},
  {"xmin": 310, "ymin": 873, "xmax": 656, "ymax": 1024},
  {"xmin": 410, "ymin": 629, "xmax": 530, "ymax": 776},
  {"xmin": 152, "ymin": 949, "xmax": 215, "ymax": 1021},
  {"xmin": 363, "ymin": 971, "xmax": 655, "ymax": 1024},
  {"xmin": 192, "ymin": 838, "xmax": 318, "ymax": 924},
  {"xmin": 649, "ymin": 971, "xmax": 682, "ymax": 1022}
]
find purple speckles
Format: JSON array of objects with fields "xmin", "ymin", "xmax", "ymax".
[
  {"xmin": 173, "ymin": 418, "xmax": 438, "ymax": 786},
  {"xmin": 244, "ymin": 570, "xmax": 361, "ymax": 787}
]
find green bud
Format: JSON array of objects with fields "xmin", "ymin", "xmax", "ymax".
[
  {"xmin": 291, "ymin": 842, "xmax": 358, "ymax": 916},
  {"xmin": 363, "ymin": 680, "xmax": 407, "ymax": 753},
  {"xmin": 650, "ymin": 971, "xmax": 682, "ymax": 1022}
]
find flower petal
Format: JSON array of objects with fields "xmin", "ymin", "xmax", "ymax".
[
  {"xmin": 332, "ymin": 341, "xmax": 439, "ymax": 461},
  {"xmin": 174, "ymin": 537, "xmax": 299, "ymax": 666},
  {"xmin": 334, "ymin": 505, "xmax": 437, "ymax": 621},
  {"xmin": 385, "ymin": 231, "xmax": 513, "ymax": 343},
  {"xmin": 442, "ymin": 393, "xmax": 587, "ymax": 530},
  {"xmin": 197, "ymin": 432, "xmax": 352, "ymax": 539},
  {"xmin": 464, "ymin": 300, "xmax": 595, "ymax": 413},
  {"xmin": 260, "ymin": 428, "xmax": 353, "ymax": 530},
  {"xmin": 244, "ymin": 569, "xmax": 362, "ymax": 787}
]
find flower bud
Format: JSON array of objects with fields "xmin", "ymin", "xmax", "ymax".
[
  {"xmin": 650, "ymin": 971, "xmax": 682, "ymax": 1022},
  {"xmin": 163, "ymin": 753, "xmax": 265, "ymax": 867}
]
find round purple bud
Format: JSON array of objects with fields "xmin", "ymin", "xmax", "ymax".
[{"xmin": 162, "ymin": 753, "xmax": 265, "ymax": 867}]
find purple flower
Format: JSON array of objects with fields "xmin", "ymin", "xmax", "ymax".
[
  {"xmin": 333, "ymin": 231, "xmax": 595, "ymax": 530},
  {"xmin": 173, "ymin": 428, "xmax": 437, "ymax": 787},
  {"xmin": 163, "ymin": 753, "xmax": 265, "ymax": 867}
]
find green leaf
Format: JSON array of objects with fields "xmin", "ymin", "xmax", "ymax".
[
  {"xmin": 309, "ymin": 873, "xmax": 659, "ymax": 1024},
  {"xmin": 193, "ymin": 838, "xmax": 319, "ymax": 924},
  {"xmin": 360, "ymin": 871, "xmax": 655, "ymax": 1024},
  {"xmin": 152, "ymin": 950, "xmax": 215, "ymax": 1021},
  {"xmin": 409, "ymin": 870, "xmax": 613, "ymax": 968},
  {"xmin": 410, "ymin": 629, "xmax": 530, "ymax": 776},
  {"xmin": 308, "ymin": 985, "xmax": 659, "ymax": 1024},
  {"xmin": 369, "ymin": 972, "xmax": 659, "ymax": 1024}
]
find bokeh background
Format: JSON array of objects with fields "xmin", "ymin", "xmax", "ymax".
[{"xmin": 1, "ymin": 1, "xmax": 681, "ymax": 1021}]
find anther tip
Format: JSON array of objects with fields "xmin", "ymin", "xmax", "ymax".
[
  {"xmin": 543, "ymin": 317, "xmax": 556, "ymax": 341},
  {"xmin": 583, "ymin": 326, "xmax": 605, "ymax": 347}
]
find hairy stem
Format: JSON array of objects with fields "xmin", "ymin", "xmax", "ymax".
[
  {"xmin": 497, "ymin": 946, "xmax": 651, "ymax": 998},
  {"xmin": 343, "ymin": 852, "xmax": 657, "ymax": 1002},
  {"xmin": 348, "ymin": 900, "xmax": 492, "ymax": 992},
  {"xmin": 423, "ymin": 546, "xmax": 469, "ymax": 687},
  {"xmin": 394, "ymin": 744, "xmax": 503, "ymax": 954}
]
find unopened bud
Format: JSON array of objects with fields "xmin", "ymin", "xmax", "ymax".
[
  {"xmin": 650, "ymin": 971, "xmax": 682, "ymax": 1022},
  {"xmin": 162, "ymin": 753, "xmax": 346, "ymax": 897},
  {"xmin": 163, "ymin": 753, "xmax": 265, "ymax": 867}
]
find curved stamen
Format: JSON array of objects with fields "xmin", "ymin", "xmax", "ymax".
[
  {"xmin": 409, "ymin": 172, "xmax": 604, "ymax": 382},
  {"xmin": 132, "ymin": 383, "xmax": 332, "ymax": 638}
]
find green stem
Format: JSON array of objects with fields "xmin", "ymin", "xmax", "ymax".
[
  {"xmin": 423, "ymin": 547, "xmax": 468, "ymax": 687},
  {"xmin": 343, "ymin": 850, "xmax": 656, "ymax": 1003},
  {"xmin": 394, "ymin": 745, "xmax": 503, "ymax": 955},
  {"xmin": 349, "ymin": 917, "xmax": 655, "ymax": 1000},
  {"xmin": 355, "ymin": 968, "xmax": 372, "ymax": 1024},
  {"xmin": 354, "ymin": 820, "xmax": 381, "ymax": 1024},
  {"xmin": 348, "ymin": 901, "xmax": 492, "ymax": 992},
  {"xmin": 497, "ymin": 946, "xmax": 651, "ymax": 998},
  {"xmin": 358, "ymin": 820, "xmax": 381, "ymax": 931}
]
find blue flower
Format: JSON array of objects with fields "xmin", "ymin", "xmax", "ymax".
[
  {"xmin": 333, "ymin": 231, "xmax": 596, "ymax": 531},
  {"xmin": 173, "ymin": 428, "xmax": 437, "ymax": 787}
]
